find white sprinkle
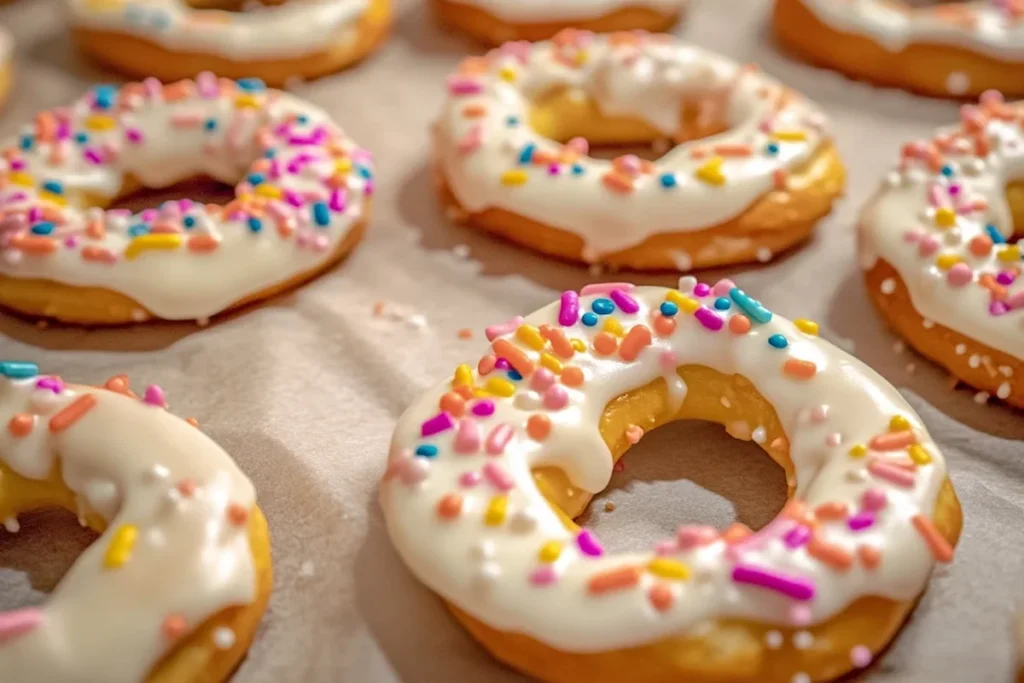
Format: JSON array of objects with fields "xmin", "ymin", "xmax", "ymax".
[
  {"xmin": 997, "ymin": 382, "xmax": 1011, "ymax": 400},
  {"xmin": 131, "ymin": 308, "xmax": 147, "ymax": 322},
  {"xmin": 955, "ymin": 344, "xmax": 967, "ymax": 355},
  {"xmin": 756, "ymin": 247, "xmax": 773, "ymax": 263},
  {"xmin": 968, "ymin": 354, "xmax": 981, "ymax": 369},
  {"xmin": 999, "ymin": 365, "xmax": 1013, "ymax": 377},
  {"xmin": 514, "ymin": 392, "xmax": 542, "ymax": 410},
  {"xmin": 299, "ymin": 560, "xmax": 316, "ymax": 577},
  {"xmin": 884, "ymin": 171, "xmax": 902, "ymax": 188},
  {"xmin": 720, "ymin": 396, "xmax": 732, "ymax": 409},
  {"xmin": 678, "ymin": 276, "xmax": 698, "ymax": 293},
  {"xmin": 3, "ymin": 249, "xmax": 23, "ymax": 265},
  {"xmin": 144, "ymin": 464, "xmax": 170, "ymax": 482},
  {"xmin": 791, "ymin": 674, "xmax": 811, "ymax": 683},
  {"xmin": 765, "ymin": 630, "xmax": 783, "ymax": 649},
  {"xmin": 3, "ymin": 517, "xmax": 19, "ymax": 533},
  {"xmin": 974, "ymin": 391, "xmax": 990, "ymax": 405},
  {"xmin": 476, "ymin": 561, "xmax": 501, "ymax": 587},
  {"xmin": 213, "ymin": 627, "xmax": 236, "ymax": 650},
  {"xmin": 946, "ymin": 71, "xmax": 970, "ymax": 95},
  {"xmin": 922, "ymin": 319, "xmax": 934, "ymax": 329},
  {"xmin": 892, "ymin": 340, "xmax": 905, "ymax": 353},
  {"xmin": 793, "ymin": 630, "xmax": 814, "ymax": 649},
  {"xmin": 406, "ymin": 314, "xmax": 428, "ymax": 330},
  {"xmin": 671, "ymin": 250, "xmax": 693, "ymax": 272},
  {"xmin": 470, "ymin": 540, "xmax": 495, "ymax": 561},
  {"xmin": 752, "ymin": 426, "xmax": 767, "ymax": 444},
  {"xmin": 880, "ymin": 278, "xmax": 896, "ymax": 295},
  {"xmin": 846, "ymin": 469, "xmax": 868, "ymax": 483},
  {"xmin": 825, "ymin": 432, "xmax": 842, "ymax": 447},
  {"xmin": 452, "ymin": 244, "xmax": 470, "ymax": 258}
]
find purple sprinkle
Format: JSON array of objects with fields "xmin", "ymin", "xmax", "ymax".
[
  {"xmin": 609, "ymin": 288, "xmax": 640, "ymax": 315},
  {"xmin": 471, "ymin": 400, "xmax": 495, "ymax": 417},
  {"xmin": 125, "ymin": 128, "xmax": 143, "ymax": 144},
  {"xmin": 990, "ymin": 301, "xmax": 1009, "ymax": 316},
  {"xmin": 56, "ymin": 122, "xmax": 70, "ymax": 140},
  {"xmin": 576, "ymin": 530, "xmax": 604, "ymax": 557},
  {"xmin": 783, "ymin": 525, "xmax": 811, "ymax": 549},
  {"xmin": 284, "ymin": 190, "xmax": 304, "ymax": 207},
  {"xmin": 83, "ymin": 148, "xmax": 104, "ymax": 165},
  {"xmin": 227, "ymin": 211, "xmax": 246, "ymax": 222},
  {"xmin": 494, "ymin": 357, "xmax": 511, "ymax": 370},
  {"xmin": 35, "ymin": 377, "xmax": 63, "ymax": 393},
  {"xmin": 847, "ymin": 512, "xmax": 875, "ymax": 531},
  {"xmin": 732, "ymin": 563, "xmax": 816, "ymax": 601},
  {"xmin": 421, "ymin": 412, "xmax": 456, "ymax": 437},
  {"xmin": 558, "ymin": 291, "xmax": 579, "ymax": 326},
  {"xmin": 997, "ymin": 271, "xmax": 1016, "ymax": 286},
  {"xmin": 693, "ymin": 283, "xmax": 711, "ymax": 297},
  {"xmin": 694, "ymin": 307, "xmax": 724, "ymax": 331}
]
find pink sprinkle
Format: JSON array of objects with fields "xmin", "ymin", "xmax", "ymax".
[
  {"xmin": 990, "ymin": 301, "xmax": 1009, "ymax": 316},
  {"xmin": 543, "ymin": 385, "xmax": 568, "ymax": 410},
  {"xmin": 421, "ymin": 412, "xmax": 455, "ymax": 437},
  {"xmin": 850, "ymin": 645, "xmax": 872, "ymax": 668},
  {"xmin": 576, "ymin": 529, "xmax": 604, "ymax": 557},
  {"xmin": 659, "ymin": 350, "xmax": 677, "ymax": 369},
  {"xmin": 927, "ymin": 183, "xmax": 945, "ymax": 207},
  {"xmin": 848, "ymin": 512, "xmax": 875, "ymax": 531},
  {"xmin": 712, "ymin": 279, "xmax": 735, "ymax": 297},
  {"xmin": 732, "ymin": 564, "xmax": 815, "ymax": 601},
  {"xmin": 125, "ymin": 128, "xmax": 143, "ymax": 144},
  {"xmin": 918, "ymin": 236, "xmax": 939, "ymax": 256},
  {"xmin": 485, "ymin": 423, "xmax": 514, "ymax": 455},
  {"xmin": 547, "ymin": 164, "xmax": 560, "ymax": 176},
  {"xmin": 27, "ymin": 207, "xmax": 41, "ymax": 222},
  {"xmin": 398, "ymin": 456, "xmax": 430, "ymax": 486},
  {"xmin": 810, "ymin": 404, "xmax": 829, "ymax": 422},
  {"xmin": 825, "ymin": 432, "xmax": 842, "ymax": 447},
  {"xmin": 1008, "ymin": 290, "xmax": 1024, "ymax": 310},
  {"xmin": 947, "ymin": 263, "xmax": 973, "ymax": 286},
  {"xmin": 143, "ymin": 77, "xmax": 162, "ymax": 99},
  {"xmin": 196, "ymin": 71, "xmax": 219, "ymax": 98},
  {"xmin": 143, "ymin": 385, "xmax": 165, "ymax": 407},
  {"xmin": 783, "ymin": 524, "xmax": 811, "ymax": 549},
  {"xmin": 693, "ymin": 283, "xmax": 711, "ymax": 297},
  {"xmin": 789, "ymin": 604, "xmax": 812, "ymax": 625},
  {"xmin": 447, "ymin": 76, "xmax": 483, "ymax": 95},
  {"xmin": 616, "ymin": 154, "xmax": 641, "ymax": 175},
  {"xmin": 171, "ymin": 113, "xmax": 203, "ymax": 127},
  {"xmin": 559, "ymin": 290, "xmax": 579, "ymax": 326},
  {"xmin": 902, "ymin": 230, "xmax": 921, "ymax": 243},
  {"xmin": 471, "ymin": 400, "xmax": 495, "ymax": 417},
  {"xmin": 861, "ymin": 488, "xmax": 887, "ymax": 511},
  {"xmin": 0, "ymin": 608, "xmax": 44, "ymax": 643},
  {"xmin": 454, "ymin": 419, "xmax": 481, "ymax": 454},
  {"xmin": 609, "ymin": 288, "xmax": 639, "ymax": 314},
  {"xmin": 483, "ymin": 462, "xmax": 514, "ymax": 491},
  {"xmin": 457, "ymin": 125, "xmax": 483, "ymax": 155},
  {"xmin": 677, "ymin": 525, "xmax": 717, "ymax": 549},
  {"xmin": 867, "ymin": 458, "xmax": 915, "ymax": 488},
  {"xmin": 459, "ymin": 471, "xmax": 481, "ymax": 487},
  {"xmin": 64, "ymin": 236, "xmax": 79, "ymax": 249},
  {"xmin": 485, "ymin": 316, "xmax": 523, "ymax": 342},
  {"xmin": 654, "ymin": 540, "xmax": 677, "ymax": 555},
  {"xmin": 694, "ymin": 307, "xmax": 724, "ymax": 331},
  {"xmin": 580, "ymin": 282, "xmax": 633, "ymax": 296},
  {"xmin": 530, "ymin": 565, "xmax": 558, "ymax": 585},
  {"xmin": 566, "ymin": 137, "xmax": 589, "ymax": 155}
]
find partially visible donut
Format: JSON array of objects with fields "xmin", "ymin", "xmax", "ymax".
[{"xmin": 0, "ymin": 27, "xmax": 12, "ymax": 109}]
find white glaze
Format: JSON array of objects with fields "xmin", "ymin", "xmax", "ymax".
[
  {"xmin": 68, "ymin": 0, "xmax": 369, "ymax": 61},
  {"xmin": 435, "ymin": 32, "xmax": 832, "ymax": 262},
  {"xmin": 0, "ymin": 371, "xmax": 257, "ymax": 683},
  {"xmin": 445, "ymin": 0, "xmax": 684, "ymax": 23},
  {"xmin": 796, "ymin": 0, "xmax": 1024, "ymax": 61},
  {"xmin": 0, "ymin": 75, "xmax": 373, "ymax": 321},
  {"xmin": 858, "ymin": 93, "xmax": 1022, "ymax": 390},
  {"xmin": 381, "ymin": 281, "xmax": 953, "ymax": 655}
]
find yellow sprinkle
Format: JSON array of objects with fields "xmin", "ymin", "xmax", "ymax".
[
  {"xmin": 935, "ymin": 253, "xmax": 962, "ymax": 270},
  {"xmin": 484, "ymin": 496, "xmax": 507, "ymax": 526},
  {"xmin": 538, "ymin": 541, "xmax": 563, "ymax": 563},
  {"xmin": 453, "ymin": 364, "xmax": 474, "ymax": 387},
  {"xmin": 934, "ymin": 207, "xmax": 957, "ymax": 228},
  {"xmin": 889, "ymin": 415, "xmax": 910, "ymax": 432},
  {"xmin": 602, "ymin": 316, "xmax": 624, "ymax": 337},
  {"xmin": 335, "ymin": 158, "xmax": 352, "ymax": 174},
  {"xmin": 771, "ymin": 130, "xmax": 808, "ymax": 142},
  {"xmin": 8, "ymin": 172, "xmax": 34, "ymax": 187},
  {"xmin": 516, "ymin": 324, "xmax": 546, "ymax": 351},
  {"xmin": 235, "ymin": 94, "xmax": 260, "ymax": 109},
  {"xmin": 665, "ymin": 290, "xmax": 700, "ymax": 314},
  {"xmin": 909, "ymin": 444, "xmax": 932, "ymax": 465},
  {"xmin": 485, "ymin": 377, "xmax": 516, "ymax": 397},
  {"xmin": 794, "ymin": 319, "xmax": 819, "ymax": 336},
  {"xmin": 539, "ymin": 353, "xmax": 563, "ymax": 374},
  {"xmin": 647, "ymin": 558, "xmax": 690, "ymax": 580},
  {"xmin": 85, "ymin": 115, "xmax": 116, "ymax": 131},
  {"xmin": 123, "ymin": 234, "xmax": 182, "ymax": 261},
  {"xmin": 254, "ymin": 185, "xmax": 283, "ymax": 199},
  {"xmin": 575, "ymin": 50, "xmax": 589, "ymax": 66},
  {"xmin": 104, "ymin": 524, "xmax": 138, "ymax": 569},
  {"xmin": 848, "ymin": 444, "xmax": 867, "ymax": 458},
  {"xmin": 501, "ymin": 170, "xmax": 529, "ymax": 186},
  {"xmin": 39, "ymin": 191, "xmax": 67, "ymax": 207},
  {"xmin": 694, "ymin": 156, "xmax": 726, "ymax": 186},
  {"xmin": 471, "ymin": 388, "xmax": 491, "ymax": 398},
  {"xmin": 85, "ymin": 0, "xmax": 122, "ymax": 9},
  {"xmin": 570, "ymin": 338, "xmax": 586, "ymax": 353},
  {"xmin": 498, "ymin": 66, "xmax": 517, "ymax": 82},
  {"xmin": 997, "ymin": 245, "xmax": 1022, "ymax": 262}
]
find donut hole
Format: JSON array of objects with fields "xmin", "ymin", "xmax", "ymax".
[
  {"xmin": 100, "ymin": 176, "xmax": 237, "ymax": 215},
  {"xmin": 1006, "ymin": 180, "xmax": 1024, "ymax": 241},
  {"xmin": 182, "ymin": 0, "xmax": 288, "ymax": 12},
  {"xmin": 531, "ymin": 365, "xmax": 792, "ymax": 550}
]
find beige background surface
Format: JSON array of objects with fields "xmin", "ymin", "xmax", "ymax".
[{"xmin": 0, "ymin": 0, "xmax": 1023, "ymax": 681}]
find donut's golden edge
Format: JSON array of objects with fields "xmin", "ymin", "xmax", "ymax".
[
  {"xmin": 71, "ymin": 0, "xmax": 392, "ymax": 86},
  {"xmin": 437, "ymin": 366, "xmax": 961, "ymax": 683},
  {"xmin": 773, "ymin": 0, "xmax": 1024, "ymax": 99}
]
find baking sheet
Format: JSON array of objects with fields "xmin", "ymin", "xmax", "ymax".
[{"xmin": 1, "ymin": 0, "xmax": 1023, "ymax": 680}]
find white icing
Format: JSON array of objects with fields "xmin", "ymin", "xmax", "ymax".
[
  {"xmin": 68, "ymin": 0, "xmax": 369, "ymax": 61},
  {"xmin": 0, "ymin": 374, "xmax": 257, "ymax": 683},
  {"xmin": 381, "ymin": 283, "xmax": 951, "ymax": 655},
  {"xmin": 0, "ymin": 76, "xmax": 373, "ymax": 321},
  {"xmin": 435, "ymin": 33, "xmax": 832, "ymax": 260},
  {"xmin": 858, "ymin": 94, "xmax": 1023, "ymax": 386},
  {"xmin": 445, "ymin": 0, "xmax": 684, "ymax": 23},
  {"xmin": 0, "ymin": 27, "xmax": 12, "ymax": 63},
  {"xmin": 796, "ymin": 0, "xmax": 1024, "ymax": 60}
]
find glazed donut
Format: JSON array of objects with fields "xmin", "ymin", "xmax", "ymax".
[
  {"xmin": 434, "ymin": 30, "xmax": 845, "ymax": 271},
  {"xmin": 381, "ymin": 279, "xmax": 962, "ymax": 683},
  {"xmin": 858, "ymin": 91, "xmax": 1023, "ymax": 407},
  {"xmin": 432, "ymin": 0, "xmax": 684, "ymax": 45},
  {"xmin": 69, "ymin": 0, "xmax": 390, "ymax": 86},
  {"xmin": 0, "ymin": 360, "xmax": 272, "ymax": 683},
  {"xmin": 774, "ymin": 0, "xmax": 1024, "ymax": 98},
  {"xmin": 0, "ymin": 75, "xmax": 374, "ymax": 325}
]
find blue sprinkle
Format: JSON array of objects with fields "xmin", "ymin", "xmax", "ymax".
[
  {"xmin": 518, "ymin": 143, "xmax": 536, "ymax": 165},
  {"xmin": 713, "ymin": 297, "xmax": 731, "ymax": 311},
  {"xmin": 592, "ymin": 298, "xmax": 615, "ymax": 315},
  {"xmin": 768, "ymin": 334, "xmax": 789, "ymax": 349},
  {"xmin": 263, "ymin": 149, "xmax": 277, "ymax": 158},
  {"xmin": 415, "ymin": 444, "xmax": 439, "ymax": 458},
  {"xmin": 728, "ymin": 287, "xmax": 773, "ymax": 324},
  {"xmin": 74, "ymin": 132, "xmax": 89, "ymax": 144},
  {"xmin": 247, "ymin": 173, "xmax": 264, "ymax": 186},
  {"xmin": 507, "ymin": 369, "xmax": 523, "ymax": 381},
  {"xmin": 237, "ymin": 78, "xmax": 266, "ymax": 92},
  {"xmin": 506, "ymin": 116, "xmax": 519, "ymax": 127},
  {"xmin": 30, "ymin": 222, "xmax": 54, "ymax": 236},
  {"xmin": 571, "ymin": 164, "xmax": 585, "ymax": 176},
  {"xmin": 204, "ymin": 118, "xmax": 217, "ymax": 132},
  {"xmin": 19, "ymin": 135, "xmax": 33, "ymax": 151},
  {"xmin": 940, "ymin": 165, "xmax": 954, "ymax": 177},
  {"xmin": 128, "ymin": 224, "xmax": 150, "ymax": 237},
  {"xmin": 581, "ymin": 312, "xmax": 599, "ymax": 327},
  {"xmin": 986, "ymin": 224, "xmax": 1006, "ymax": 244},
  {"xmin": 93, "ymin": 84, "xmax": 117, "ymax": 110},
  {"xmin": 659, "ymin": 173, "xmax": 677, "ymax": 188},
  {"xmin": 0, "ymin": 361, "xmax": 38, "ymax": 379},
  {"xmin": 247, "ymin": 217, "xmax": 263, "ymax": 233},
  {"xmin": 765, "ymin": 142, "xmax": 780, "ymax": 156},
  {"xmin": 42, "ymin": 180, "xmax": 63, "ymax": 195},
  {"xmin": 183, "ymin": 216, "xmax": 196, "ymax": 229},
  {"xmin": 297, "ymin": 115, "xmax": 309, "ymax": 124},
  {"xmin": 312, "ymin": 202, "xmax": 331, "ymax": 227},
  {"xmin": 358, "ymin": 166, "xmax": 372, "ymax": 179},
  {"xmin": 660, "ymin": 301, "xmax": 679, "ymax": 317}
]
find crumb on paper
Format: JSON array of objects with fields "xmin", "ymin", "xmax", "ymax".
[
  {"xmin": 300, "ymin": 560, "xmax": 316, "ymax": 577},
  {"xmin": 458, "ymin": 328, "xmax": 473, "ymax": 340},
  {"xmin": 603, "ymin": 502, "xmax": 616, "ymax": 512}
]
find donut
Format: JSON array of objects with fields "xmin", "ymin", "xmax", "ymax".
[
  {"xmin": 0, "ymin": 75, "xmax": 374, "ymax": 325},
  {"xmin": 434, "ymin": 30, "xmax": 845, "ymax": 271},
  {"xmin": 432, "ymin": 0, "xmax": 684, "ymax": 45},
  {"xmin": 381, "ymin": 279, "xmax": 962, "ymax": 683},
  {"xmin": 0, "ymin": 28, "xmax": 12, "ymax": 109},
  {"xmin": 773, "ymin": 0, "xmax": 1024, "ymax": 98},
  {"xmin": 0, "ymin": 360, "xmax": 272, "ymax": 682},
  {"xmin": 858, "ymin": 91, "xmax": 1023, "ymax": 407},
  {"xmin": 68, "ymin": 0, "xmax": 391, "ymax": 86}
]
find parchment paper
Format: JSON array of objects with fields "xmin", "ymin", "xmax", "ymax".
[{"xmin": 1, "ymin": 0, "xmax": 1023, "ymax": 680}]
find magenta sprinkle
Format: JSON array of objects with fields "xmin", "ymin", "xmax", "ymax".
[
  {"xmin": 421, "ymin": 412, "xmax": 456, "ymax": 437},
  {"xmin": 83, "ymin": 148, "xmax": 103, "ymax": 165},
  {"xmin": 364, "ymin": 181, "xmax": 375, "ymax": 196},
  {"xmin": 447, "ymin": 76, "xmax": 483, "ymax": 95},
  {"xmin": 125, "ymin": 128, "xmax": 143, "ymax": 144},
  {"xmin": 27, "ymin": 207, "xmax": 41, "ymax": 223},
  {"xmin": 143, "ymin": 385, "xmax": 165, "ymax": 407},
  {"xmin": 178, "ymin": 199, "xmax": 194, "ymax": 211},
  {"xmin": 693, "ymin": 282, "xmax": 712, "ymax": 297},
  {"xmin": 329, "ymin": 189, "xmax": 347, "ymax": 212},
  {"xmin": 847, "ymin": 512, "xmax": 875, "ymax": 531},
  {"xmin": 609, "ymin": 288, "xmax": 640, "ymax": 314},
  {"xmin": 783, "ymin": 525, "xmax": 811, "ymax": 549},
  {"xmin": 284, "ymin": 190, "xmax": 304, "ymax": 207},
  {"xmin": 732, "ymin": 564, "xmax": 815, "ymax": 601},
  {"xmin": 494, "ymin": 358, "xmax": 511, "ymax": 370},
  {"xmin": 997, "ymin": 271, "xmax": 1016, "ymax": 286},
  {"xmin": 547, "ymin": 164, "xmax": 560, "ymax": 176},
  {"xmin": 576, "ymin": 530, "xmax": 604, "ymax": 557},
  {"xmin": 64, "ymin": 236, "xmax": 79, "ymax": 249},
  {"xmin": 35, "ymin": 377, "xmax": 63, "ymax": 393},
  {"xmin": 948, "ymin": 184, "xmax": 961, "ymax": 196},
  {"xmin": 9, "ymin": 159, "xmax": 24, "ymax": 171},
  {"xmin": 471, "ymin": 400, "xmax": 495, "ymax": 417},
  {"xmin": 694, "ymin": 307, "xmax": 724, "ymax": 331},
  {"xmin": 558, "ymin": 291, "xmax": 580, "ymax": 326},
  {"xmin": 990, "ymin": 301, "xmax": 1009, "ymax": 316},
  {"xmin": 141, "ymin": 209, "xmax": 158, "ymax": 222}
]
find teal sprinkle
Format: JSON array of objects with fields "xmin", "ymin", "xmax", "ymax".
[
  {"xmin": 42, "ymin": 181, "xmax": 63, "ymax": 195},
  {"xmin": 518, "ymin": 143, "xmax": 536, "ymax": 165},
  {"xmin": 508, "ymin": 369, "xmax": 523, "ymax": 381},
  {"xmin": 312, "ymin": 202, "xmax": 331, "ymax": 227},
  {"xmin": 659, "ymin": 173, "xmax": 677, "ymax": 188},
  {"xmin": 128, "ymin": 224, "xmax": 150, "ymax": 237},
  {"xmin": 581, "ymin": 312, "xmax": 599, "ymax": 327},
  {"xmin": 713, "ymin": 297, "xmax": 731, "ymax": 311},
  {"xmin": 247, "ymin": 173, "xmax": 264, "ymax": 186},
  {"xmin": 768, "ymin": 334, "xmax": 788, "ymax": 349},
  {"xmin": 247, "ymin": 217, "xmax": 262, "ymax": 233},
  {"xmin": 75, "ymin": 132, "xmax": 89, "ymax": 144},
  {"xmin": 986, "ymin": 224, "xmax": 1006, "ymax": 244},
  {"xmin": 659, "ymin": 301, "xmax": 679, "ymax": 317},
  {"xmin": 19, "ymin": 135, "xmax": 33, "ymax": 151},
  {"xmin": 571, "ymin": 164, "xmax": 585, "ymax": 175},
  {"xmin": 237, "ymin": 78, "xmax": 266, "ymax": 92},
  {"xmin": 592, "ymin": 298, "xmax": 615, "ymax": 315},
  {"xmin": 30, "ymin": 222, "xmax": 55, "ymax": 236},
  {"xmin": 183, "ymin": 216, "xmax": 196, "ymax": 229},
  {"xmin": 415, "ymin": 444, "xmax": 439, "ymax": 457},
  {"xmin": 204, "ymin": 119, "xmax": 217, "ymax": 132},
  {"xmin": 728, "ymin": 288, "xmax": 772, "ymax": 324},
  {"xmin": 0, "ymin": 361, "xmax": 38, "ymax": 379}
]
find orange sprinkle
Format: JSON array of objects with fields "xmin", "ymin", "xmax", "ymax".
[
  {"xmin": 722, "ymin": 523, "xmax": 752, "ymax": 544},
  {"xmin": 226, "ymin": 503, "xmax": 249, "ymax": 527},
  {"xmin": 857, "ymin": 545, "xmax": 881, "ymax": 570},
  {"xmin": 781, "ymin": 499, "xmax": 807, "ymax": 520},
  {"xmin": 969, "ymin": 235, "xmax": 993, "ymax": 257},
  {"xmin": 979, "ymin": 273, "xmax": 1007, "ymax": 300},
  {"xmin": 462, "ymin": 104, "xmax": 487, "ymax": 118},
  {"xmin": 439, "ymin": 392, "xmax": 466, "ymax": 418},
  {"xmin": 85, "ymin": 219, "xmax": 105, "ymax": 239},
  {"xmin": 618, "ymin": 325, "xmax": 652, "ymax": 361},
  {"xmin": 772, "ymin": 169, "xmax": 787, "ymax": 190},
  {"xmin": 82, "ymin": 246, "xmax": 116, "ymax": 263},
  {"xmin": 458, "ymin": 56, "xmax": 490, "ymax": 74},
  {"xmin": 592, "ymin": 332, "xmax": 618, "ymax": 356},
  {"xmin": 652, "ymin": 315, "xmax": 676, "ymax": 337},
  {"xmin": 648, "ymin": 584, "xmax": 674, "ymax": 612},
  {"xmin": 527, "ymin": 414, "xmax": 552, "ymax": 441},
  {"xmin": 103, "ymin": 374, "xmax": 134, "ymax": 396},
  {"xmin": 185, "ymin": 417, "xmax": 200, "ymax": 428},
  {"xmin": 814, "ymin": 502, "xmax": 848, "ymax": 521},
  {"xmin": 11, "ymin": 235, "xmax": 58, "ymax": 254},
  {"xmin": 457, "ymin": 328, "xmax": 473, "ymax": 340},
  {"xmin": 477, "ymin": 354, "xmax": 496, "ymax": 376},
  {"xmin": 532, "ymin": 151, "xmax": 558, "ymax": 166},
  {"xmin": 782, "ymin": 359, "xmax": 817, "ymax": 379},
  {"xmin": 162, "ymin": 80, "xmax": 194, "ymax": 101},
  {"xmin": 7, "ymin": 413, "xmax": 33, "ymax": 437},
  {"xmin": 869, "ymin": 430, "xmax": 915, "ymax": 451},
  {"xmin": 689, "ymin": 147, "xmax": 708, "ymax": 160},
  {"xmin": 49, "ymin": 394, "xmax": 97, "ymax": 433},
  {"xmin": 539, "ymin": 325, "xmax": 574, "ymax": 358},
  {"xmin": 714, "ymin": 144, "xmax": 753, "ymax": 157},
  {"xmin": 807, "ymin": 535, "xmax": 853, "ymax": 571},
  {"xmin": 35, "ymin": 111, "xmax": 57, "ymax": 141},
  {"xmin": 162, "ymin": 614, "xmax": 188, "ymax": 640},
  {"xmin": 588, "ymin": 566, "xmax": 642, "ymax": 595},
  {"xmin": 177, "ymin": 479, "xmax": 197, "ymax": 497},
  {"xmin": 454, "ymin": 385, "xmax": 474, "ymax": 400},
  {"xmin": 728, "ymin": 314, "xmax": 751, "ymax": 334},
  {"xmin": 561, "ymin": 366, "xmax": 585, "ymax": 387},
  {"xmin": 912, "ymin": 514, "xmax": 954, "ymax": 562},
  {"xmin": 601, "ymin": 172, "xmax": 633, "ymax": 194},
  {"xmin": 437, "ymin": 493, "xmax": 463, "ymax": 519},
  {"xmin": 492, "ymin": 339, "xmax": 536, "ymax": 377},
  {"xmin": 187, "ymin": 235, "xmax": 219, "ymax": 253}
]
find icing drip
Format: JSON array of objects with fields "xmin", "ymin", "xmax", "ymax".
[{"xmin": 444, "ymin": 0, "xmax": 685, "ymax": 23}]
